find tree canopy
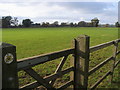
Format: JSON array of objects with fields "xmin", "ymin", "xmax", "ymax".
[
  {"xmin": 22, "ymin": 19, "xmax": 33, "ymax": 27},
  {"xmin": 2, "ymin": 16, "xmax": 12, "ymax": 28},
  {"xmin": 91, "ymin": 17, "xmax": 99, "ymax": 27},
  {"xmin": 1, "ymin": 16, "xmax": 19, "ymax": 28},
  {"xmin": 1, "ymin": 16, "xmax": 118, "ymax": 28},
  {"xmin": 115, "ymin": 22, "xmax": 120, "ymax": 27}
]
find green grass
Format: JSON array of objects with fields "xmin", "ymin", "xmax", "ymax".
[
  {"xmin": 2, "ymin": 27, "xmax": 120, "ymax": 88},
  {"xmin": 3, "ymin": 27, "xmax": 118, "ymax": 59}
]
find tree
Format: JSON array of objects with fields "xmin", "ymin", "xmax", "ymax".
[
  {"xmin": 53, "ymin": 21, "xmax": 59, "ymax": 27},
  {"xmin": 78, "ymin": 21, "xmax": 86, "ymax": 27},
  {"xmin": 70, "ymin": 22, "xmax": 74, "ymax": 27},
  {"xmin": 46, "ymin": 22, "xmax": 50, "ymax": 27},
  {"xmin": 115, "ymin": 22, "xmax": 120, "ymax": 27},
  {"xmin": 105, "ymin": 24, "xmax": 109, "ymax": 27},
  {"xmin": 91, "ymin": 18, "xmax": 99, "ymax": 27},
  {"xmin": 61, "ymin": 22, "xmax": 68, "ymax": 27},
  {"xmin": 22, "ymin": 19, "xmax": 33, "ymax": 27},
  {"xmin": 2, "ymin": 16, "xmax": 12, "ymax": 28},
  {"xmin": 11, "ymin": 17, "xmax": 18, "ymax": 27},
  {"xmin": 41, "ymin": 22, "xmax": 49, "ymax": 27}
]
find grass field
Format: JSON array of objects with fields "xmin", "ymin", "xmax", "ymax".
[
  {"xmin": 2, "ymin": 27, "xmax": 120, "ymax": 88},
  {"xmin": 3, "ymin": 27, "xmax": 118, "ymax": 59}
]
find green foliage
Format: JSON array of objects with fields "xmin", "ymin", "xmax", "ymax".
[
  {"xmin": 115, "ymin": 22, "xmax": 120, "ymax": 27},
  {"xmin": 2, "ymin": 16, "xmax": 12, "ymax": 28},
  {"xmin": 22, "ymin": 19, "xmax": 33, "ymax": 27},
  {"xmin": 1, "ymin": 16, "xmax": 19, "ymax": 28},
  {"xmin": 91, "ymin": 17, "xmax": 99, "ymax": 27}
]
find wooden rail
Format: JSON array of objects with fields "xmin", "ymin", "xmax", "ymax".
[
  {"xmin": 1, "ymin": 35, "xmax": 120, "ymax": 89},
  {"xmin": 90, "ymin": 41, "xmax": 114, "ymax": 53},
  {"xmin": 90, "ymin": 70, "xmax": 111, "ymax": 89},
  {"xmin": 89, "ymin": 38, "xmax": 120, "ymax": 89},
  {"xmin": 19, "ymin": 67, "xmax": 74, "ymax": 89},
  {"xmin": 89, "ymin": 56, "xmax": 113, "ymax": 75},
  {"xmin": 17, "ymin": 48, "xmax": 74, "ymax": 71}
]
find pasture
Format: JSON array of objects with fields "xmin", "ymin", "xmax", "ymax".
[
  {"xmin": 2, "ymin": 27, "xmax": 120, "ymax": 88},
  {"xmin": 2, "ymin": 27, "xmax": 118, "ymax": 59}
]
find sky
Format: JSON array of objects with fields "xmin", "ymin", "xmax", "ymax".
[{"xmin": 0, "ymin": 0, "xmax": 119, "ymax": 24}]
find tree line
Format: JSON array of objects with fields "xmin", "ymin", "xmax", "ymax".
[{"xmin": 0, "ymin": 16, "xmax": 119, "ymax": 28}]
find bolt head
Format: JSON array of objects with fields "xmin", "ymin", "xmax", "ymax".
[{"xmin": 4, "ymin": 53, "xmax": 14, "ymax": 64}]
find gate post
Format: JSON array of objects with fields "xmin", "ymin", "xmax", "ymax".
[
  {"xmin": 1, "ymin": 43, "xmax": 19, "ymax": 89},
  {"xmin": 73, "ymin": 35, "xmax": 90, "ymax": 90}
]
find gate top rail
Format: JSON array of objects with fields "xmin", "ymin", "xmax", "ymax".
[{"xmin": 17, "ymin": 48, "xmax": 74, "ymax": 70}]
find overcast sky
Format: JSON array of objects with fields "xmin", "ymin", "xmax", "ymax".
[{"xmin": 0, "ymin": 0, "xmax": 119, "ymax": 24}]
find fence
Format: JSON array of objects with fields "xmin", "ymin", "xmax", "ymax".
[{"xmin": 1, "ymin": 35, "xmax": 120, "ymax": 89}]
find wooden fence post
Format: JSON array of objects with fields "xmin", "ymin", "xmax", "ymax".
[
  {"xmin": 110, "ymin": 41, "xmax": 118, "ymax": 83},
  {"xmin": 1, "ymin": 43, "xmax": 19, "ymax": 89},
  {"xmin": 73, "ymin": 35, "xmax": 90, "ymax": 90}
]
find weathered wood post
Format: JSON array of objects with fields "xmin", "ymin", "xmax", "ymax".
[
  {"xmin": 110, "ymin": 41, "xmax": 118, "ymax": 83},
  {"xmin": 73, "ymin": 35, "xmax": 90, "ymax": 90},
  {"xmin": 1, "ymin": 43, "xmax": 19, "ymax": 89}
]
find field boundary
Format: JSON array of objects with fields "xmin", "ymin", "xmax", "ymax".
[{"xmin": 1, "ymin": 35, "xmax": 120, "ymax": 89}]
